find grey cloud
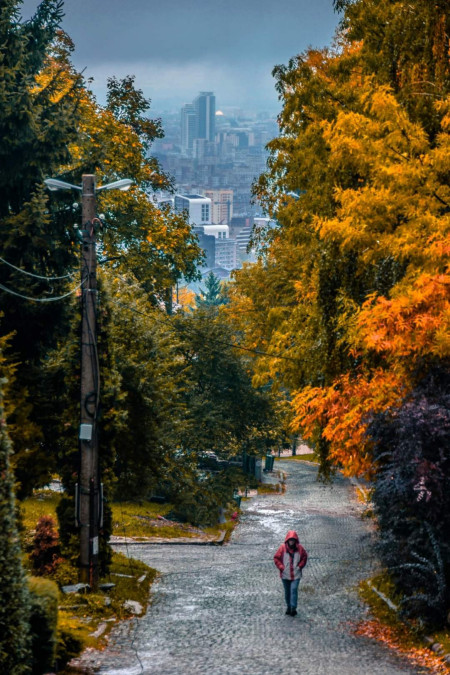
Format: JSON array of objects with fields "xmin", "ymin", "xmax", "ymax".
[
  {"xmin": 19, "ymin": 0, "xmax": 340, "ymax": 110},
  {"xmin": 21, "ymin": 0, "xmax": 339, "ymax": 64}
]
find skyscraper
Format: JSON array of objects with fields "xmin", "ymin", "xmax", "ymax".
[
  {"xmin": 180, "ymin": 103, "xmax": 197, "ymax": 156},
  {"xmin": 194, "ymin": 92, "xmax": 216, "ymax": 142}
]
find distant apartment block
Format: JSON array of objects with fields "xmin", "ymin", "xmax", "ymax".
[
  {"xmin": 229, "ymin": 216, "xmax": 251, "ymax": 239},
  {"xmin": 235, "ymin": 227, "xmax": 252, "ymax": 252},
  {"xmin": 192, "ymin": 226, "xmax": 215, "ymax": 268},
  {"xmin": 193, "ymin": 138, "xmax": 216, "ymax": 161},
  {"xmin": 202, "ymin": 189, "xmax": 233, "ymax": 225},
  {"xmin": 203, "ymin": 224, "xmax": 229, "ymax": 239},
  {"xmin": 215, "ymin": 238, "xmax": 237, "ymax": 271},
  {"xmin": 201, "ymin": 221, "xmax": 237, "ymax": 271},
  {"xmin": 174, "ymin": 194, "xmax": 212, "ymax": 225}
]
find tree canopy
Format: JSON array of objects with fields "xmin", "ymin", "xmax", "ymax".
[
  {"xmin": 0, "ymin": 4, "xmax": 203, "ymax": 496},
  {"xmin": 229, "ymin": 0, "xmax": 450, "ymax": 477}
]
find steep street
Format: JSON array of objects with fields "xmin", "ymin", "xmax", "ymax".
[{"xmin": 74, "ymin": 461, "xmax": 422, "ymax": 675}]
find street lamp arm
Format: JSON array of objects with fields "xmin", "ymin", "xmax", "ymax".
[
  {"xmin": 96, "ymin": 178, "xmax": 133, "ymax": 192},
  {"xmin": 44, "ymin": 178, "xmax": 82, "ymax": 191}
]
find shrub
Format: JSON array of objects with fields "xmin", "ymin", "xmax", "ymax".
[
  {"xmin": 28, "ymin": 577, "xmax": 58, "ymax": 675},
  {"xmin": 57, "ymin": 490, "xmax": 113, "ymax": 576},
  {"xmin": 29, "ymin": 515, "xmax": 62, "ymax": 576},
  {"xmin": 368, "ymin": 367, "xmax": 450, "ymax": 628},
  {"xmin": 0, "ymin": 387, "xmax": 31, "ymax": 673},
  {"xmin": 51, "ymin": 558, "xmax": 78, "ymax": 587},
  {"xmin": 55, "ymin": 615, "xmax": 90, "ymax": 668}
]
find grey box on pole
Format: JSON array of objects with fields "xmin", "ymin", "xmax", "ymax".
[{"xmin": 79, "ymin": 423, "xmax": 93, "ymax": 441}]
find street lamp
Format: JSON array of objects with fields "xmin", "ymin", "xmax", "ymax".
[
  {"xmin": 44, "ymin": 177, "xmax": 133, "ymax": 193},
  {"xmin": 45, "ymin": 174, "xmax": 132, "ymax": 589}
]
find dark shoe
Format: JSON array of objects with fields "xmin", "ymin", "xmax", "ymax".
[
  {"xmin": 285, "ymin": 606, "xmax": 291, "ymax": 615},
  {"xmin": 290, "ymin": 608, "xmax": 297, "ymax": 616}
]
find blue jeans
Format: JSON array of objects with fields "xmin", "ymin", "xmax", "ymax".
[{"xmin": 282, "ymin": 578, "xmax": 300, "ymax": 609}]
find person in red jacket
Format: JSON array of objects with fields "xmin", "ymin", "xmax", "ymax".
[{"xmin": 274, "ymin": 530, "xmax": 308, "ymax": 616}]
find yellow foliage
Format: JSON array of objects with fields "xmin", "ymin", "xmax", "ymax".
[{"xmin": 228, "ymin": 41, "xmax": 450, "ymax": 476}]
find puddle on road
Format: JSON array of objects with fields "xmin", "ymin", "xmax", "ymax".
[
  {"xmin": 242, "ymin": 515, "xmax": 300, "ymax": 539},
  {"xmin": 244, "ymin": 506, "xmax": 293, "ymax": 517}
]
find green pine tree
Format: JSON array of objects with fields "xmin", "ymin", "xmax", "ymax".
[
  {"xmin": 0, "ymin": 1, "xmax": 82, "ymax": 496},
  {"xmin": 195, "ymin": 272, "xmax": 227, "ymax": 308},
  {"xmin": 0, "ymin": 375, "xmax": 31, "ymax": 674}
]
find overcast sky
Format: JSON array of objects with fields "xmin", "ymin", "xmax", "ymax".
[{"xmin": 20, "ymin": 0, "xmax": 341, "ymax": 114}]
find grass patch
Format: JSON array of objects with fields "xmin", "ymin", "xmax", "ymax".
[
  {"xmin": 21, "ymin": 490, "xmax": 61, "ymax": 532},
  {"xmin": 22, "ymin": 494, "xmax": 208, "ymax": 541},
  {"xmin": 433, "ymin": 630, "xmax": 450, "ymax": 657},
  {"xmin": 58, "ymin": 551, "xmax": 157, "ymax": 622},
  {"xmin": 111, "ymin": 501, "xmax": 206, "ymax": 539},
  {"xmin": 359, "ymin": 573, "xmax": 406, "ymax": 632},
  {"xmin": 57, "ymin": 551, "xmax": 157, "ymax": 668},
  {"xmin": 257, "ymin": 483, "xmax": 284, "ymax": 494},
  {"xmin": 275, "ymin": 453, "xmax": 318, "ymax": 463},
  {"xmin": 203, "ymin": 519, "xmax": 237, "ymax": 542}
]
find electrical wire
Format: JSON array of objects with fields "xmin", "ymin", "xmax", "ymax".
[
  {"xmin": 109, "ymin": 298, "xmax": 301, "ymax": 364},
  {"xmin": 0, "ymin": 255, "xmax": 77, "ymax": 280},
  {"xmin": 102, "ymin": 268, "xmax": 299, "ymax": 361},
  {"xmin": 0, "ymin": 280, "xmax": 84, "ymax": 302},
  {"xmin": 81, "ymin": 245, "xmax": 100, "ymax": 422}
]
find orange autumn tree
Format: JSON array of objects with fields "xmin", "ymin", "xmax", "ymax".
[
  {"xmin": 228, "ymin": 0, "xmax": 450, "ymax": 477},
  {"xmin": 291, "ymin": 90, "xmax": 450, "ymax": 475}
]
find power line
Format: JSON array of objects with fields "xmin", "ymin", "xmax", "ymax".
[
  {"xmin": 0, "ymin": 280, "xmax": 84, "ymax": 303},
  {"xmin": 0, "ymin": 255, "xmax": 77, "ymax": 280},
  {"xmin": 110, "ymin": 298, "xmax": 300, "ymax": 364}
]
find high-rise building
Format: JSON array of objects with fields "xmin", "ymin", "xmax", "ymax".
[
  {"xmin": 180, "ymin": 93, "xmax": 216, "ymax": 156},
  {"xmin": 194, "ymin": 92, "xmax": 215, "ymax": 141},
  {"xmin": 180, "ymin": 104, "xmax": 196, "ymax": 156}
]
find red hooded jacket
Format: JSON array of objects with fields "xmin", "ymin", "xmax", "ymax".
[{"xmin": 274, "ymin": 530, "xmax": 308, "ymax": 581}]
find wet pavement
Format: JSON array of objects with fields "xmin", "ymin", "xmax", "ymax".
[{"xmin": 74, "ymin": 461, "xmax": 423, "ymax": 675}]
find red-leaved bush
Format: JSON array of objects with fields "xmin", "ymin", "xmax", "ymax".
[{"xmin": 29, "ymin": 515, "xmax": 63, "ymax": 576}]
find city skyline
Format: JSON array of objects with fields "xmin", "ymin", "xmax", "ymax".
[{"xmin": 19, "ymin": 0, "xmax": 341, "ymax": 113}]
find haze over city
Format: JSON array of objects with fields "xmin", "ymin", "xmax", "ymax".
[{"xmin": 19, "ymin": 0, "xmax": 341, "ymax": 113}]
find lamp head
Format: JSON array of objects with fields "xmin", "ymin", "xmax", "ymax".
[
  {"xmin": 44, "ymin": 178, "xmax": 82, "ymax": 191},
  {"xmin": 96, "ymin": 179, "xmax": 133, "ymax": 192}
]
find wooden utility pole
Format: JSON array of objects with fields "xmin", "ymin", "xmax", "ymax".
[{"xmin": 79, "ymin": 174, "xmax": 100, "ymax": 589}]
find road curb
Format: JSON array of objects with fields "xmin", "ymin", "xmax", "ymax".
[{"xmin": 110, "ymin": 531, "xmax": 226, "ymax": 546}]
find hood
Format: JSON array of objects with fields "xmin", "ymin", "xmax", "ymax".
[{"xmin": 285, "ymin": 530, "xmax": 299, "ymax": 543}]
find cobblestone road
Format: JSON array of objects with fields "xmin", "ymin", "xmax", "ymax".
[{"xmin": 76, "ymin": 461, "xmax": 424, "ymax": 675}]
